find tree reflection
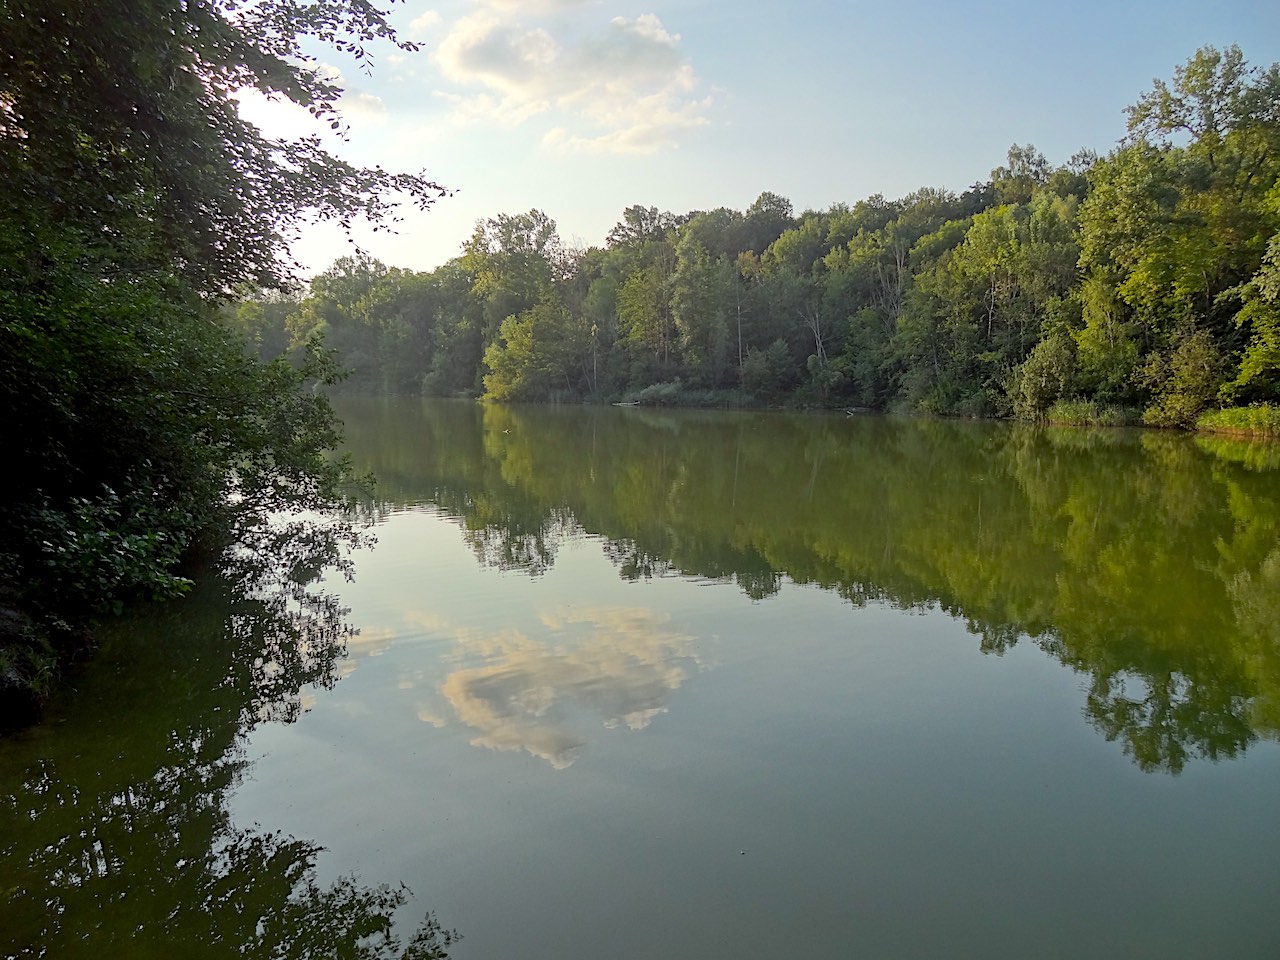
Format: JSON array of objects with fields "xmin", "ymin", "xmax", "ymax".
[
  {"xmin": 0, "ymin": 517, "xmax": 458, "ymax": 959},
  {"xmin": 338, "ymin": 396, "xmax": 1280, "ymax": 774},
  {"xmin": 1084, "ymin": 670, "xmax": 1253, "ymax": 773}
]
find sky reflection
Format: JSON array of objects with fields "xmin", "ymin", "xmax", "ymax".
[{"xmin": 417, "ymin": 605, "xmax": 700, "ymax": 768}]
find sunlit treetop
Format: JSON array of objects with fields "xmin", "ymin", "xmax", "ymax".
[{"xmin": 1126, "ymin": 43, "xmax": 1280, "ymax": 145}]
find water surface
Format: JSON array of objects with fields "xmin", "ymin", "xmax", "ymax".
[{"xmin": 4, "ymin": 399, "xmax": 1280, "ymax": 958}]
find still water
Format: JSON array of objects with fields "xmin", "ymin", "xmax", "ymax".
[{"xmin": 4, "ymin": 398, "xmax": 1280, "ymax": 958}]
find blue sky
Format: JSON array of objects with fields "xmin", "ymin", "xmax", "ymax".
[{"xmin": 236, "ymin": 0, "xmax": 1280, "ymax": 276}]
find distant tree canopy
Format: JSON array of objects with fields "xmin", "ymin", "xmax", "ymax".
[
  {"xmin": 236, "ymin": 46, "xmax": 1280, "ymax": 429},
  {"xmin": 0, "ymin": 0, "xmax": 443, "ymax": 707}
]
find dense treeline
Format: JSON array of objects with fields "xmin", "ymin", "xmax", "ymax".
[
  {"xmin": 234, "ymin": 46, "xmax": 1280, "ymax": 430},
  {"xmin": 0, "ymin": 0, "xmax": 442, "ymax": 720}
]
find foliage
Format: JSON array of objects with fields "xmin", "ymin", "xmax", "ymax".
[
  {"xmin": 1, "ymin": 0, "xmax": 443, "ymax": 712},
  {"xmin": 1, "ymin": 0, "xmax": 445, "ymax": 292},
  {"xmin": 741, "ymin": 339, "xmax": 799, "ymax": 403},
  {"xmin": 482, "ymin": 297, "xmax": 591, "ymax": 402}
]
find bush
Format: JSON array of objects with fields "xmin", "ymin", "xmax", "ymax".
[
  {"xmin": 740, "ymin": 340, "xmax": 798, "ymax": 403},
  {"xmin": 1010, "ymin": 332, "xmax": 1077, "ymax": 419},
  {"xmin": 1139, "ymin": 328, "xmax": 1227, "ymax": 427},
  {"xmin": 633, "ymin": 380, "xmax": 687, "ymax": 405}
]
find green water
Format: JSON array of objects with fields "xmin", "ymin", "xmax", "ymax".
[{"xmin": 4, "ymin": 398, "xmax": 1280, "ymax": 958}]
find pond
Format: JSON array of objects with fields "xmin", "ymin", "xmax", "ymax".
[{"xmin": 4, "ymin": 398, "xmax": 1280, "ymax": 959}]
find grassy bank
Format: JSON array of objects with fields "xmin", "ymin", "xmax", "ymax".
[
  {"xmin": 1195, "ymin": 404, "xmax": 1280, "ymax": 438},
  {"xmin": 1043, "ymin": 400, "xmax": 1143, "ymax": 427}
]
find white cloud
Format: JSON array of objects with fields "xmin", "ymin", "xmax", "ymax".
[
  {"xmin": 430, "ymin": 10, "xmax": 711, "ymax": 154},
  {"xmin": 587, "ymin": 12, "xmax": 683, "ymax": 66},
  {"xmin": 473, "ymin": 0, "xmax": 596, "ymax": 12},
  {"xmin": 436, "ymin": 13, "xmax": 558, "ymax": 94},
  {"xmin": 314, "ymin": 62, "xmax": 345, "ymax": 85},
  {"xmin": 409, "ymin": 9, "xmax": 442, "ymax": 37},
  {"xmin": 343, "ymin": 90, "xmax": 389, "ymax": 123},
  {"xmin": 543, "ymin": 97, "xmax": 709, "ymax": 154},
  {"xmin": 435, "ymin": 90, "xmax": 551, "ymax": 127}
]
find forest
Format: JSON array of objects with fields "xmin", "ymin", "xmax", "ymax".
[{"xmin": 231, "ymin": 45, "xmax": 1280, "ymax": 432}]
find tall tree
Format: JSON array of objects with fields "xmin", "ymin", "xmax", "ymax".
[
  {"xmin": 462, "ymin": 210, "xmax": 561, "ymax": 350},
  {"xmin": 670, "ymin": 232, "xmax": 733, "ymax": 386},
  {"xmin": 741, "ymin": 191, "xmax": 796, "ymax": 254},
  {"xmin": 607, "ymin": 205, "xmax": 678, "ymax": 248}
]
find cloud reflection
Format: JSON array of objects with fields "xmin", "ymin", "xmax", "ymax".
[
  {"xmin": 336, "ymin": 625, "xmax": 397, "ymax": 679},
  {"xmin": 433, "ymin": 606, "xmax": 699, "ymax": 768}
]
